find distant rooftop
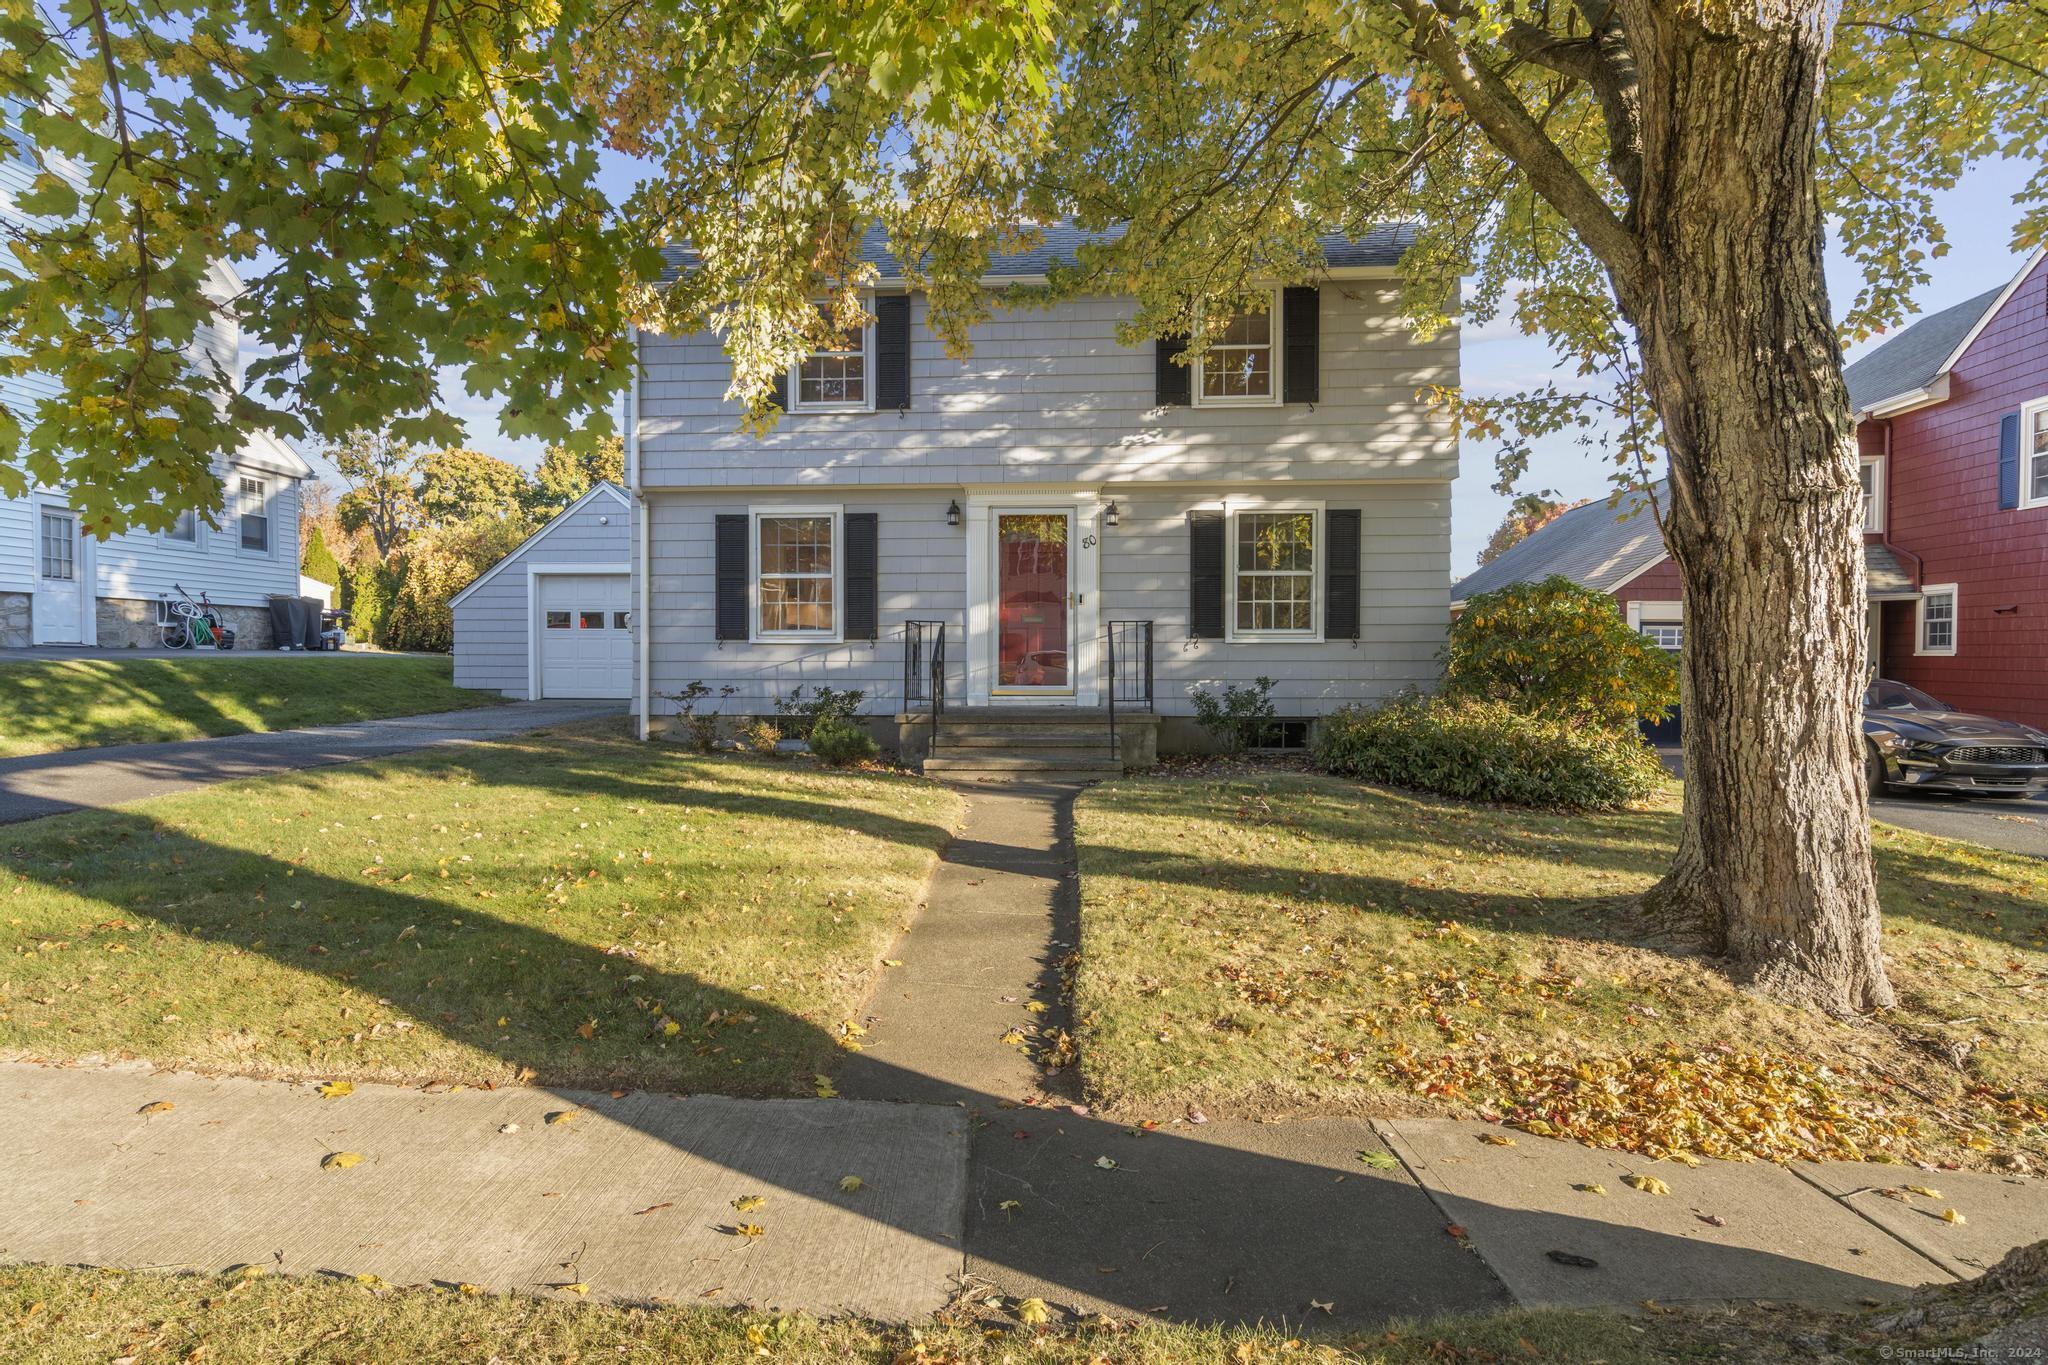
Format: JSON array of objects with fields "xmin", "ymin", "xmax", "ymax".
[
  {"xmin": 1452, "ymin": 485, "xmax": 1668, "ymax": 603},
  {"xmin": 658, "ymin": 222, "xmax": 1417, "ymax": 285},
  {"xmin": 1842, "ymin": 285, "xmax": 2004, "ymax": 415}
]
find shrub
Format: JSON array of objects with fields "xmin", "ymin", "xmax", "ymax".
[
  {"xmin": 1444, "ymin": 575, "xmax": 1677, "ymax": 730},
  {"xmin": 1189, "ymin": 676, "xmax": 1278, "ymax": 753},
  {"xmin": 741, "ymin": 719, "xmax": 784, "ymax": 755},
  {"xmin": 774, "ymin": 685, "xmax": 866, "ymax": 738},
  {"xmin": 1315, "ymin": 696, "xmax": 1666, "ymax": 812},
  {"xmin": 660, "ymin": 681, "xmax": 739, "ymax": 753},
  {"xmin": 382, "ymin": 517, "xmax": 532, "ymax": 653},
  {"xmin": 808, "ymin": 714, "xmax": 878, "ymax": 766}
]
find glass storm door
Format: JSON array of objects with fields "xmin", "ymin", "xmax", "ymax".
[{"xmin": 995, "ymin": 512, "xmax": 1072, "ymax": 693}]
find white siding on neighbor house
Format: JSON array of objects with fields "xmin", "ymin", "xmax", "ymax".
[
  {"xmin": 646, "ymin": 489, "xmax": 967, "ymax": 717},
  {"xmin": 453, "ymin": 492, "xmax": 632, "ymax": 698},
  {"xmin": 635, "ymin": 284, "xmax": 1457, "ymax": 489},
  {"xmin": 642, "ymin": 482, "xmax": 1448, "ymax": 719}
]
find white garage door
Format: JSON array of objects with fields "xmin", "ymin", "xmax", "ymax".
[{"xmin": 538, "ymin": 574, "xmax": 632, "ymax": 699}]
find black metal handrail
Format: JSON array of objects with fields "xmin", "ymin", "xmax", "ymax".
[
  {"xmin": 1104, "ymin": 620, "xmax": 1154, "ymax": 765},
  {"xmin": 903, "ymin": 620, "xmax": 947, "ymax": 762}
]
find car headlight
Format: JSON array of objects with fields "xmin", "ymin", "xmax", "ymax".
[{"xmin": 1869, "ymin": 729, "xmax": 1906, "ymax": 751}]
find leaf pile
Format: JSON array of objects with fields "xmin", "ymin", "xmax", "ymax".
[{"xmin": 1382, "ymin": 1043, "xmax": 1923, "ymax": 1164}]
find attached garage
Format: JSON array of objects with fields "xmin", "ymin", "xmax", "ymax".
[{"xmin": 451, "ymin": 483, "xmax": 633, "ymax": 700}]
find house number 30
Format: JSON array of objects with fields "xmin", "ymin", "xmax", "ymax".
[{"xmin": 1080, "ymin": 534, "xmax": 1098, "ymax": 549}]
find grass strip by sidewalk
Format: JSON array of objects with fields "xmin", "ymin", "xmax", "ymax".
[
  {"xmin": 1072, "ymin": 773, "xmax": 2048, "ymax": 1170},
  {"xmin": 0, "ymin": 655, "xmax": 508, "ymax": 758},
  {"xmin": 1, "ymin": 730, "xmax": 961, "ymax": 1096}
]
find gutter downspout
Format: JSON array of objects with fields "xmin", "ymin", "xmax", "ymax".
[{"xmin": 627, "ymin": 324, "xmax": 651, "ymax": 742}]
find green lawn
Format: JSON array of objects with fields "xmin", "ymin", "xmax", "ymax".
[
  {"xmin": 1073, "ymin": 773, "xmax": 2048, "ymax": 1170},
  {"xmin": 0, "ymin": 655, "xmax": 507, "ymax": 758},
  {"xmin": 0, "ymin": 731, "xmax": 962, "ymax": 1095},
  {"xmin": 0, "ymin": 1263, "xmax": 1903, "ymax": 1364}
]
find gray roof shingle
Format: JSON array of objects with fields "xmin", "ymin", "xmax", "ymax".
[
  {"xmin": 1452, "ymin": 485, "xmax": 1668, "ymax": 603},
  {"xmin": 1842, "ymin": 285, "xmax": 2002, "ymax": 414},
  {"xmin": 658, "ymin": 222, "xmax": 1415, "ymax": 285}
]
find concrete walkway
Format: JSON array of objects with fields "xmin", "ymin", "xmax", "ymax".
[
  {"xmin": 0, "ymin": 699, "xmax": 624, "ymax": 825},
  {"xmin": 5, "ymin": 777, "xmax": 2044, "ymax": 1327}
]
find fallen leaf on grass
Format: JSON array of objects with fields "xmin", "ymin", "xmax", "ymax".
[
  {"xmin": 559, "ymin": 1283, "xmax": 590, "ymax": 1296},
  {"xmin": 1622, "ymin": 1174, "xmax": 1670, "ymax": 1196},
  {"xmin": 1014, "ymin": 1297, "xmax": 1051, "ymax": 1324},
  {"xmin": 731, "ymin": 1195, "xmax": 767, "ymax": 1213},
  {"xmin": 137, "ymin": 1101, "xmax": 173, "ymax": 1116},
  {"xmin": 354, "ymin": 1274, "xmax": 388, "ymax": 1289},
  {"xmin": 575, "ymin": 1021, "xmax": 596, "ymax": 1040},
  {"xmin": 316, "ymin": 1081, "xmax": 353, "ymax": 1099},
  {"xmin": 458, "ymin": 1283, "xmax": 483, "ymax": 1296},
  {"xmin": 838, "ymin": 1176, "xmax": 865, "ymax": 1193},
  {"xmin": 321, "ymin": 1152, "xmax": 364, "ymax": 1171},
  {"xmin": 813, "ymin": 1075, "xmax": 838, "ymax": 1099}
]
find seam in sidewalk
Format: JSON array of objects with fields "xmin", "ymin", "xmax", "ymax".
[
  {"xmin": 1783, "ymin": 1165, "xmax": 1962, "ymax": 1281},
  {"xmin": 1368, "ymin": 1120, "xmax": 1521, "ymax": 1305}
]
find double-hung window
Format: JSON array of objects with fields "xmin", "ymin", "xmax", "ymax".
[
  {"xmin": 164, "ymin": 507, "xmax": 199, "ymax": 545},
  {"xmin": 1917, "ymin": 584, "xmax": 1958, "ymax": 656},
  {"xmin": 237, "ymin": 475, "xmax": 270, "ymax": 554},
  {"xmin": 2024, "ymin": 397, "xmax": 2048, "ymax": 508},
  {"xmin": 1194, "ymin": 294, "xmax": 1279, "ymax": 406},
  {"xmin": 791, "ymin": 308, "xmax": 870, "ymax": 412},
  {"xmin": 1229, "ymin": 507, "xmax": 1320, "ymax": 639},
  {"xmin": 753, "ymin": 509, "xmax": 840, "ymax": 639},
  {"xmin": 1858, "ymin": 457, "xmax": 1884, "ymax": 533}
]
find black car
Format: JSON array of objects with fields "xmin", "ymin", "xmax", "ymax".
[{"xmin": 1863, "ymin": 679, "xmax": 2048, "ymax": 799}]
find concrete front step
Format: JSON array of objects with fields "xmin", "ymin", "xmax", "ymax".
[
  {"xmin": 937, "ymin": 731, "xmax": 1118, "ymax": 748},
  {"xmin": 923, "ymin": 754, "xmax": 1126, "ymax": 776},
  {"xmin": 923, "ymin": 767, "xmax": 1125, "ymax": 783}
]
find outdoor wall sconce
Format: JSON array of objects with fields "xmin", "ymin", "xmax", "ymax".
[
  {"xmin": 1104, "ymin": 500, "xmax": 1121, "ymax": 528},
  {"xmin": 946, "ymin": 499, "xmax": 962, "ymax": 527}
]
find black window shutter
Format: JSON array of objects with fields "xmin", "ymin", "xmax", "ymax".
[
  {"xmin": 1155, "ymin": 335, "xmax": 1191, "ymax": 407},
  {"xmin": 844, "ymin": 512, "xmax": 879, "ymax": 640},
  {"xmin": 1188, "ymin": 511, "xmax": 1225, "ymax": 638},
  {"xmin": 714, "ymin": 514, "xmax": 748, "ymax": 641},
  {"xmin": 1325, "ymin": 508, "xmax": 1360, "ymax": 640},
  {"xmin": 1999, "ymin": 411, "xmax": 2021, "ymax": 510},
  {"xmin": 768, "ymin": 367, "xmax": 788, "ymax": 413},
  {"xmin": 1282, "ymin": 286, "xmax": 1320, "ymax": 405},
  {"xmin": 874, "ymin": 295, "xmax": 911, "ymax": 410}
]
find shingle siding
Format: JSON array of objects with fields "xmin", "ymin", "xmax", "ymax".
[{"xmin": 452, "ymin": 491, "xmax": 632, "ymax": 699}]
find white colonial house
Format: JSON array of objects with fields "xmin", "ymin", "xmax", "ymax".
[
  {"xmin": 454, "ymin": 224, "xmax": 1460, "ymax": 774},
  {"xmin": 1, "ymin": 98, "xmax": 312, "ymax": 649}
]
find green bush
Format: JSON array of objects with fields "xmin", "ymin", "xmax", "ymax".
[
  {"xmin": 1445, "ymin": 575, "xmax": 1677, "ymax": 730},
  {"xmin": 1315, "ymin": 696, "xmax": 1666, "ymax": 812},
  {"xmin": 774, "ymin": 685, "xmax": 866, "ymax": 738},
  {"xmin": 1189, "ymin": 675, "xmax": 1278, "ymax": 753},
  {"xmin": 807, "ymin": 714, "xmax": 878, "ymax": 766}
]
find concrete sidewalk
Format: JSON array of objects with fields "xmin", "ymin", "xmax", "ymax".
[{"xmin": 0, "ymin": 698, "xmax": 624, "ymax": 824}]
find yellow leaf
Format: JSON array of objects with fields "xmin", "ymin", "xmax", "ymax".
[
  {"xmin": 1025, "ymin": 1002, "xmax": 1049, "ymax": 1014},
  {"xmin": 1622, "ymin": 1174, "xmax": 1670, "ymax": 1196},
  {"xmin": 576, "ymin": 1020, "xmax": 596, "ymax": 1040},
  {"xmin": 545, "ymin": 1109, "xmax": 578, "ymax": 1126},
  {"xmin": 1941, "ymin": 1208, "xmax": 1966, "ymax": 1224},
  {"xmin": 1000, "ymin": 1029, "xmax": 1028, "ymax": 1046},
  {"xmin": 1574, "ymin": 1182, "xmax": 1606, "ymax": 1196},
  {"xmin": 813, "ymin": 1075, "xmax": 838, "ymax": 1099},
  {"xmin": 137, "ymin": 1100, "xmax": 174, "ymax": 1116},
  {"xmin": 838, "ymin": 1176, "xmax": 865, "ymax": 1193},
  {"xmin": 355, "ymin": 1273, "xmax": 388, "ymax": 1289},
  {"xmin": 321, "ymin": 1151, "xmax": 364, "ymax": 1170},
  {"xmin": 458, "ymin": 1283, "xmax": 483, "ymax": 1295},
  {"xmin": 316, "ymin": 1080, "xmax": 353, "ymax": 1099},
  {"xmin": 732, "ymin": 1194, "xmax": 767, "ymax": 1213},
  {"xmin": 662, "ymin": 1019, "xmax": 681, "ymax": 1037},
  {"xmin": 732, "ymin": 1222, "xmax": 765, "ymax": 1239},
  {"xmin": 561, "ymin": 1282, "xmax": 590, "ymax": 1296},
  {"xmin": 1014, "ymin": 1296, "xmax": 1051, "ymax": 1325},
  {"xmin": 1905, "ymin": 1185, "xmax": 1942, "ymax": 1199},
  {"xmin": 1479, "ymin": 1133, "xmax": 1516, "ymax": 1146}
]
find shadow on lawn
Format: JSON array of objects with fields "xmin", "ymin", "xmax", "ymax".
[{"xmin": 4, "ymin": 776, "xmax": 1942, "ymax": 1329}]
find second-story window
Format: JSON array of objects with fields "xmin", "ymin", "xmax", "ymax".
[
  {"xmin": 1858, "ymin": 457, "xmax": 1884, "ymax": 533},
  {"xmin": 2024, "ymin": 398, "xmax": 2048, "ymax": 508},
  {"xmin": 1195, "ymin": 295, "xmax": 1279, "ymax": 406},
  {"xmin": 793, "ymin": 310, "xmax": 870, "ymax": 412}
]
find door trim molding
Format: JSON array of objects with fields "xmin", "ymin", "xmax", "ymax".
[{"xmin": 962, "ymin": 492, "xmax": 1101, "ymax": 707}]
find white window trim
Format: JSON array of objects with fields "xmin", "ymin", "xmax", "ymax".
[
  {"xmin": 1223, "ymin": 498, "xmax": 1324, "ymax": 643},
  {"xmin": 787, "ymin": 305, "xmax": 876, "ymax": 414},
  {"xmin": 1915, "ymin": 583, "xmax": 1958, "ymax": 657},
  {"xmin": 2020, "ymin": 395, "xmax": 2048, "ymax": 511},
  {"xmin": 161, "ymin": 505, "xmax": 204, "ymax": 550},
  {"xmin": 1859, "ymin": 455, "xmax": 1885, "ymax": 533},
  {"xmin": 234, "ymin": 470, "xmax": 274, "ymax": 559},
  {"xmin": 1192, "ymin": 288, "xmax": 1283, "ymax": 408},
  {"xmin": 749, "ymin": 505, "xmax": 844, "ymax": 643}
]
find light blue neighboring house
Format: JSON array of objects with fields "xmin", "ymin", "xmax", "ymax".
[
  {"xmin": 604, "ymin": 224, "xmax": 1461, "ymax": 769},
  {"xmin": 0, "ymin": 98, "xmax": 312, "ymax": 649}
]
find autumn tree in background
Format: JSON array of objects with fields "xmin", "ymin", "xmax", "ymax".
[
  {"xmin": 300, "ymin": 524, "xmax": 342, "ymax": 591},
  {"xmin": 328, "ymin": 430, "xmax": 425, "ymax": 560},
  {"xmin": 1478, "ymin": 494, "xmax": 1586, "ymax": 567},
  {"xmin": 416, "ymin": 447, "xmax": 534, "ymax": 526},
  {"xmin": 531, "ymin": 435, "xmax": 626, "ymax": 513}
]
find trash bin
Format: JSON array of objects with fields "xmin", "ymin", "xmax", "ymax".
[
  {"xmin": 299, "ymin": 597, "xmax": 326, "ymax": 651},
  {"xmin": 267, "ymin": 595, "xmax": 306, "ymax": 651}
]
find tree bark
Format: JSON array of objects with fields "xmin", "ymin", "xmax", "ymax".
[{"xmin": 1617, "ymin": 4, "xmax": 1895, "ymax": 1013}]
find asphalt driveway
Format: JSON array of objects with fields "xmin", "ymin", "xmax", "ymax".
[
  {"xmin": 1657, "ymin": 746, "xmax": 2048, "ymax": 858},
  {"xmin": 0, "ymin": 699, "xmax": 626, "ymax": 825}
]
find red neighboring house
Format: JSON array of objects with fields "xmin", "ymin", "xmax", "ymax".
[{"xmin": 1454, "ymin": 247, "xmax": 2048, "ymax": 731}]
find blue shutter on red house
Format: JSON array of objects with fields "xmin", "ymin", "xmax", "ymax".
[{"xmin": 1999, "ymin": 411, "xmax": 2021, "ymax": 510}]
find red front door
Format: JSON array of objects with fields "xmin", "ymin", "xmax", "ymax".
[{"xmin": 997, "ymin": 513, "xmax": 1071, "ymax": 691}]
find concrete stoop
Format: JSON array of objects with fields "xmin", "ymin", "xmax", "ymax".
[{"xmin": 898, "ymin": 706, "xmax": 1157, "ymax": 781}]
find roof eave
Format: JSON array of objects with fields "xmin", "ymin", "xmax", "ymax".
[{"xmin": 1855, "ymin": 373, "xmax": 1951, "ymax": 423}]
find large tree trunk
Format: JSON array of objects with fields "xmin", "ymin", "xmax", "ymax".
[{"xmin": 1621, "ymin": 4, "xmax": 1894, "ymax": 1014}]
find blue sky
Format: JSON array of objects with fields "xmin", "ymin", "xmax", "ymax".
[{"xmin": 350, "ymin": 154, "xmax": 2042, "ymax": 577}]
